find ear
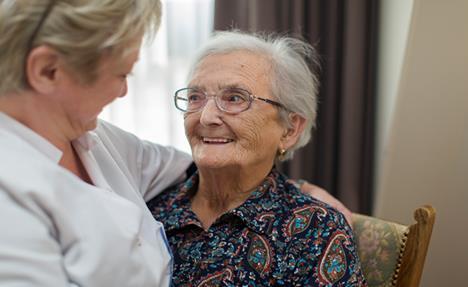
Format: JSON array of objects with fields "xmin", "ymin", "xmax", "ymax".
[
  {"xmin": 25, "ymin": 46, "xmax": 61, "ymax": 94},
  {"xmin": 280, "ymin": 113, "xmax": 306, "ymax": 150}
]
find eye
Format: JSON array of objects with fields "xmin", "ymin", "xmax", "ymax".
[
  {"xmin": 223, "ymin": 89, "xmax": 248, "ymax": 104},
  {"xmin": 187, "ymin": 91, "xmax": 205, "ymax": 102},
  {"xmin": 227, "ymin": 94, "xmax": 244, "ymax": 103},
  {"xmin": 120, "ymin": 72, "xmax": 133, "ymax": 80}
]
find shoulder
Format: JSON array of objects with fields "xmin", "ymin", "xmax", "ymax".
[
  {"xmin": 264, "ymin": 173, "xmax": 354, "ymax": 252},
  {"xmin": 274, "ymin": 172, "xmax": 352, "ymax": 244},
  {"xmin": 93, "ymin": 119, "xmax": 167, "ymax": 154},
  {"xmin": 94, "ymin": 119, "xmax": 191, "ymax": 165},
  {"xmin": 273, "ymin": 173, "xmax": 345, "ymax": 228},
  {"xmin": 277, "ymin": 180, "xmax": 350, "ymax": 240},
  {"xmin": 274, "ymin": 179, "xmax": 365, "ymax": 285},
  {"xmin": 94, "ymin": 119, "xmax": 142, "ymax": 148},
  {"xmin": 0, "ymin": 134, "xmax": 92, "ymax": 236},
  {"xmin": 0, "ymin": 132, "xmax": 66, "ymax": 188}
]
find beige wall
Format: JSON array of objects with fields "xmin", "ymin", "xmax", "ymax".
[
  {"xmin": 375, "ymin": 0, "xmax": 413, "ymax": 161},
  {"xmin": 374, "ymin": 0, "xmax": 468, "ymax": 285},
  {"xmin": 374, "ymin": 0, "xmax": 413, "ymax": 207}
]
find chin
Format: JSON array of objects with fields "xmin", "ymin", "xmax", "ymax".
[
  {"xmin": 194, "ymin": 159, "xmax": 225, "ymax": 169},
  {"xmin": 192, "ymin": 144, "xmax": 244, "ymax": 170},
  {"xmin": 84, "ymin": 118, "xmax": 98, "ymax": 131},
  {"xmin": 193, "ymin": 154, "xmax": 232, "ymax": 170}
]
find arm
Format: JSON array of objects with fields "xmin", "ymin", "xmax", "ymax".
[
  {"xmin": 0, "ymin": 191, "xmax": 69, "ymax": 286},
  {"xmin": 95, "ymin": 120, "xmax": 193, "ymax": 201},
  {"xmin": 300, "ymin": 181, "xmax": 353, "ymax": 225},
  {"xmin": 136, "ymin": 140, "xmax": 192, "ymax": 201}
]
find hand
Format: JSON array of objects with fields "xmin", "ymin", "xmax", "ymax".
[{"xmin": 300, "ymin": 182, "xmax": 353, "ymax": 226}]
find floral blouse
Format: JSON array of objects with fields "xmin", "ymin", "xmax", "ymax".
[{"xmin": 148, "ymin": 169, "xmax": 367, "ymax": 286}]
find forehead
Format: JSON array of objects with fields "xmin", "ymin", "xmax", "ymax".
[{"xmin": 190, "ymin": 50, "xmax": 272, "ymax": 91}]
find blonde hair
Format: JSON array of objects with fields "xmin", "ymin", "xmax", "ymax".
[{"xmin": 0, "ymin": 0, "xmax": 162, "ymax": 94}]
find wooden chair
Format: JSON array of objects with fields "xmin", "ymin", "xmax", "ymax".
[{"xmin": 352, "ymin": 205, "xmax": 435, "ymax": 287}]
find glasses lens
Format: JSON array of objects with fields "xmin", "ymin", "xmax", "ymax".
[
  {"xmin": 219, "ymin": 88, "xmax": 250, "ymax": 113},
  {"xmin": 175, "ymin": 88, "xmax": 206, "ymax": 112}
]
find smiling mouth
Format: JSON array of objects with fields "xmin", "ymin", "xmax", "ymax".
[{"xmin": 201, "ymin": 137, "xmax": 234, "ymax": 144}]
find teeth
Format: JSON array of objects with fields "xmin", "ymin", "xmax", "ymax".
[{"xmin": 202, "ymin": 137, "xmax": 233, "ymax": 143}]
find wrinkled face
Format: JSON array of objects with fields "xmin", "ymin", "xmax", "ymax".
[
  {"xmin": 184, "ymin": 51, "xmax": 287, "ymax": 171},
  {"xmin": 58, "ymin": 40, "xmax": 141, "ymax": 133}
]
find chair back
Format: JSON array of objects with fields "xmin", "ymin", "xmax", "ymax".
[{"xmin": 352, "ymin": 205, "xmax": 435, "ymax": 287}]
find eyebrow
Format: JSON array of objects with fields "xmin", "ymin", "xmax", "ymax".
[
  {"xmin": 186, "ymin": 83, "xmax": 252, "ymax": 93},
  {"xmin": 220, "ymin": 83, "xmax": 250, "ymax": 91}
]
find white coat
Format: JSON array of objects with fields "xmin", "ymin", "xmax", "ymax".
[{"xmin": 0, "ymin": 112, "xmax": 192, "ymax": 286}]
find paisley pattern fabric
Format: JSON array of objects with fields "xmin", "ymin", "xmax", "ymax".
[{"xmin": 148, "ymin": 169, "xmax": 367, "ymax": 286}]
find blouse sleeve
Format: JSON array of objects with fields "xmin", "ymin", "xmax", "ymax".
[{"xmin": 290, "ymin": 208, "xmax": 367, "ymax": 286}]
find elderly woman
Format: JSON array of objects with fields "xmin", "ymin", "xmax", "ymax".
[{"xmin": 149, "ymin": 31, "xmax": 367, "ymax": 286}]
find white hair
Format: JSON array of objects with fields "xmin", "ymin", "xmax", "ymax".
[{"xmin": 187, "ymin": 30, "xmax": 320, "ymax": 161}]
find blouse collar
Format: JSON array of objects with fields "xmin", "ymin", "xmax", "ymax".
[{"xmin": 163, "ymin": 168, "xmax": 293, "ymax": 235}]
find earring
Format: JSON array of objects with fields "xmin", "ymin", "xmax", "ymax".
[{"xmin": 278, "ymin": 148, "xmax": 287, "ymax": 161}]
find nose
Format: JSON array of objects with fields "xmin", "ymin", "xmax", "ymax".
[
  {"xmin": 199, "ymin": 97, "xmax": 223, "ymax": 126},
  {"xmin": 119, "ymin": 81, "xmax": 128, "ymax": 98}
]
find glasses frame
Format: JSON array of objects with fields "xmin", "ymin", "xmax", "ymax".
[
  {"xmin": 24, "ymin": 0, "xmax": 58, "ymax": 83},
  {"xmin": 174, "ymin": 87, "xmax": 290, "ymax": 114}
]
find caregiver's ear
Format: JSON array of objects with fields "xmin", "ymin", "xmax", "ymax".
[{"xmin": 25, "ymin": 46, "xmax": 62, "ymax": 94}]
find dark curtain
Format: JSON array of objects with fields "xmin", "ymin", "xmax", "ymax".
[{"xmin": 214, "ymin": 0, "xmax": 378, "ymax": 214}]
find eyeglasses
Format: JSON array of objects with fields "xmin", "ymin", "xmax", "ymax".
[
  {"xmin": 174, "ymin": 87, "xmax": 289, "ymax": 114},
  {"xmin": 24, "ymin": 0, "xmax": 57, "ymax": 82},
  {"xmin": 27, "ymin": 0, "xmax": 57, "ymax": 53}
]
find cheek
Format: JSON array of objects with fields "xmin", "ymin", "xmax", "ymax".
[
  {"xmin": 184, "ymin": 114, "xmax": 198, "ymax": 142},
  {"xmin": 237, "ymin": 119, "xmax": 262, "ymax": 150},
  {"xmin": 237, "ymin": 114, "xmax": 283, "ymax": 152},
  {"xmin": 97, "ymin": 78, "xmax": 126, "ymax": 101}
]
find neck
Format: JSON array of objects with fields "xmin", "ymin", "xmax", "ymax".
[
  {"xmin": 0, "ymin": 91, "xmax": 92, "ymax": 182},
  {"xmin": 59, "ymin": 142, "xmax": 93, "ymax": 184},
  {"xmin": 191, "ymin": 165, "xmax": 272, "ymax": 229},
  {"xmin": 0, "ymin": 91, "xmax": 82, "ymax": 152}
]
